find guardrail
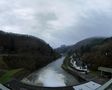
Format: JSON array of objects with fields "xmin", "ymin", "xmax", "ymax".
[
  {"xmin": 5, "ymin": 79, "xmax": 74, "ymax": 90},
  {"xmin": 4, "ymin": 79, "xmax": 112, "ymax": 90},
  {"xmin": 96, "ymin": 79, "xmax": 112, "ymax": 90}
]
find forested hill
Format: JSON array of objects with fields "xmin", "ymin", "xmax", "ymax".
[
  {"xmin": 0, "ymin": 30, "xmax": 60, "ymax": 71},
  {"xmin": 55, "ymin": 37, "xmax": 105, "ymax": 55},
  {"xmin": 63, "ymin": 37, "xmax": 112, "ymax": 70}
]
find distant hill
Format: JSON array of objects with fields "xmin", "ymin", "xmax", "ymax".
[
  {"xmin": 0, "ymin": 30, "xmax": 60, "ymax": 71},
  {"xmin": 56, "ymin": 37, "xmax": 105, "ymax": 55},
  {"xmin": 55, "ymin": 45, "xmax": 72, "ymax": 54},
  {"xmin": 69, "ymin": 37, "xmax": 105, "ymax": 55}
]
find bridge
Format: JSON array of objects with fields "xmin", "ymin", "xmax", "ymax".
[
  {"xmin": 4, "ymin": 80, "xmax": 100, "ymax": 90},
  {"xmin": 4, "ymin": 79, "xmax": 112, "ymax": 90},
  {"xmin": 5, "ymin": 79, "xmax": 74, "ymax": 90}
]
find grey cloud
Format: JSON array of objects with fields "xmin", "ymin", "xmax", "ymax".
[
  {"xmin": 36, "ymin": 12, "xmax": 57, "ymax": 31},
  {"xmin": 77, "ymin": 11, "xmax": 112, "ymax": 37},
  {"xmin": 0, "ymin": 0, "xmax": 112, "ymax": 48},
  {"xmin": 49, "ymin": 10, "xmax": 112, "ymax": 47}
]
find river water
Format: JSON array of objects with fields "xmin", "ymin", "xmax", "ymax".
[{"xmin": 22, "ymin": 57, "xmax": 79, "ymax": 87}]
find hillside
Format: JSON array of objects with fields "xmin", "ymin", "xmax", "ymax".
[
  {"xmin": 82, "ymin": 37, "xmax": 112, "ymax": 70},
  {"xmin": 0, "ymin": 30, "xmax": 60, "ymax": 71},
  {"xmin": 56, "ymin": 37, "xmax": 105, "ymax": 55},
  {"xmin": 63, "ymin": 37, "xmax": 112, "ymax": 70}
]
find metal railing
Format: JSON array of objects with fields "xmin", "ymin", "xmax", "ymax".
[{"xmin": 96, "ymin": 79, "xmax": 112, "ymax": 90}]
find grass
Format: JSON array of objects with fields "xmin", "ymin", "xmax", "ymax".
[
  {"xmin": 0, "ymin": 57, "xmax": 8, "ymax": 68},
  {"xmin": 0, "ymin": 68, "xmax": 23, "ymax": 84},
  {"xmin": 90, "ymin": 70, "xmax": 100, "ymax": 77},
  {"xmin": 61, "ymin": 56, "xmax": 72, "ymax": 70}
]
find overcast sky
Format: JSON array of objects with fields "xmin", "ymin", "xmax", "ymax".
[{"xmin": 0, "ymin": 0, "xmax": 112, "ymax": 48}]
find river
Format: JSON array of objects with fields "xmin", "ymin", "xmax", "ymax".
[{"xmin": 22, "ymin": 56, "xmax": 79, "ymax": 87}]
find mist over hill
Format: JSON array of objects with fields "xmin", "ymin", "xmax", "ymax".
[{"xmin": 55, "ymin": 37, "xmax": 105, "ymax": 54}]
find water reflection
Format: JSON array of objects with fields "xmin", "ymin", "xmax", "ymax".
[{"xmin": 22, "ymin": 57, "xmax": 79, "ymax": 87}]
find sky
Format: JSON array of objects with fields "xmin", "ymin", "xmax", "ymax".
[{"xmin": 0, "ymin": 0, "xmax": 112, "ymax": 48}]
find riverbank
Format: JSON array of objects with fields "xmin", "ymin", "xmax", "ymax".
[
  {"xmin": 62, "ymin": 58, "xmax": 109, "ymax": 85},
  {"xmin": 1, "ymin": 56, "xmax": 109, "ymax": 90},
  {"xmin": 22, "ymin": 57, "xmax": 79, "ymax": 87},
  {"xmin": 0, "ymin": 68, "xmax": 31, "ymax": 85}
]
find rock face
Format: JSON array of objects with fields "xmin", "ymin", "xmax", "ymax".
[{"xmin": 0, "ymin": 30, "xmax": 60, "ymax": 71}]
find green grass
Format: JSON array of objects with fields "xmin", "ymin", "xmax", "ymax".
[
  {"xmin": 0, "ymin": 68, "xmax": 23, "ymax": 84},
  {"xmin": 90, "ymin": 70, "xmax": 100, "ymax": 76},
  {"xmin": 0, "ymin": 57, "xmax": 8, "ymax": 68},
  {"xmin": 62, "ymin": 56, "xmax": 71, "ymax": 70}
]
